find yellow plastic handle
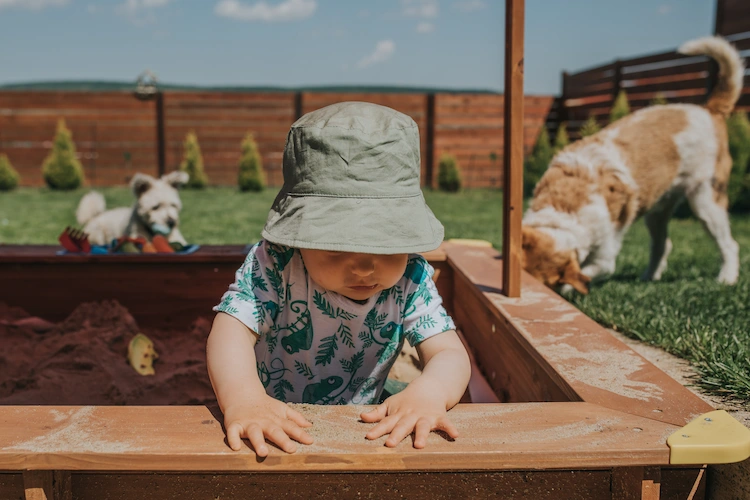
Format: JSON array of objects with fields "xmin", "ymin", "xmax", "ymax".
[{"xmin": 668, "ymin": 410, "xmax": 750, "ymax": 464}]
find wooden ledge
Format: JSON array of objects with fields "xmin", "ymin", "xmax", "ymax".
[
  {"xmin": 444, "ymin": 244, "xmax": 714, "ymax": 427},
  {"xmin": 0, "ymin": 403, "xmax": 674, "ymax": 472}
]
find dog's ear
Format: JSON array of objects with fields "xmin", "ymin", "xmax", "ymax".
[
  {"xmin": 521, "ymin": 226, "xmax": 539, "ymax": 250},
  {"xmin": 131, "ymin": 173, "xmax": 154, "ymax": 198},
  {"xmin": 560, "ymin": 251, "xmax": 591, "ymax": 295},
  {"xmin": 162, "ymin": 171, "xmax": 189, "ymax": 189}
]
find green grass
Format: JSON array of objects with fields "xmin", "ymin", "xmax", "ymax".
[{"xmin": 1, "ymin": 186, "xmax": 748, "ymax": 404}]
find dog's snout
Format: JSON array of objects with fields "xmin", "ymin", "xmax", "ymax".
[{"xmin": 167, "ymin": 218, "xmax": 176, "ymax": 229}]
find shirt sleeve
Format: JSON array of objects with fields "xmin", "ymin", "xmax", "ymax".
[
  {"xmin": 401, "ymin": 255, "xmax": 456, "ymax": 347},
  {"xmin": 213, "ymin": 240, "xmax": 286, "ymax": 337}
]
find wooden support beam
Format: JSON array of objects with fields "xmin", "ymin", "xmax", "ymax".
[
  {"xmin": 23, "ymin": 471, "xmax": 71, "ymax": 500},
  {"xmin": 502, "ymin": 0, "xmax": 525, "ymax": 297}
]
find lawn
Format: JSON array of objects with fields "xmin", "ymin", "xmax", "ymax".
[{"xmin": 1, "ymin": 186, "xmax": 748, "ymax": 404}]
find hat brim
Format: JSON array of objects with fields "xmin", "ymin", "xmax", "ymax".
[{"xmin": 262, "ymin": 192, "xmax": 444, "ymax": 254}]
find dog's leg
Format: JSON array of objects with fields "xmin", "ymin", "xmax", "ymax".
[
  {"xmin": 641, "ymin": 196, "xmax": 681, "ymax": 281},
  {"xmin": 687, "ymin": 182, "xmax": 740, "ymax": 285}
]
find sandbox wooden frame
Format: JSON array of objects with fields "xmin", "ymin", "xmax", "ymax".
[
  {"xmin": 0, "ymin": 243, "xmax": 717, "ymax": 499},
  {"xmin": 0, "ymin": 0, "xmax": 732, "ymax": 496}
]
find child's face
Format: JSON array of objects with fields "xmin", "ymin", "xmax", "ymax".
[{"xmin": 299, "ymin": 249, "xmax": 409, "ymax": 301}]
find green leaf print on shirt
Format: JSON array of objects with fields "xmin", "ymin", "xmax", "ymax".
[
  {"xmin": 315, "ymin": 333, "xmax": 338, "ymax": 366},
  {"xmin": 217, "ymin": 294, "xmax": 239, "ymax": 315},
  {"xmin": 267, "ymin": 243, "xmax": 295, "ymax": 272},
  {"xmin": 280, "ymin": 301, "xmax": 313, "ymax": 354},
  {"xmin": 251, "ymin": 258, "xmax": 269, "ymax": 292},
  {"xmin": 404, "ymin": 280, "xmax": 432, "ymax": 317},
  {"xmin": 274, "ymin": 379, "xmax": 294, "ymax": 402},
  {"xmin": 359, "ymin": 309, "xmax": 391, "ymax": 348},
  {"xmin": 302, "ymin": 376, "xmax": 343, "ymax": 404},
  {"xmin": 266, "ymin": 267, "xmax": 284, "ymax": 300},
  {"xmin": 294, "ymin": 360, "xmax": 315, "ymax": 380},
  {"xmin": 377, "ymin": 284, "xmax": 404, "ymax": 306},
  {"xmin": 313, "ymin": 290, "xmax": 357, "ymax": 320},
  {"xmin": 338, "ymin": 322, "xmax": 354, "ymax": 348},
  {"xmin": 404, "ymin": 258, "xmax": 428, "ymax": 285}
]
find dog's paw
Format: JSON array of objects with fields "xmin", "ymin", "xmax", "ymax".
[
  {"xmin": 717, "ymin": 270, "xmax": 738, "ymax": 286},
  {"xmin": 559, "ymin": 284, "xmax": 576, "ymax": 297}
]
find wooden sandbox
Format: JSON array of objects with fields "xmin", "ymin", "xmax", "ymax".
[{"xmin": 1, "ymin": 242, "xmax": 748, "ymax": 500}]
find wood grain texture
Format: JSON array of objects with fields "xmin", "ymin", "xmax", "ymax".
[{"xmin": 0, "ymin": 403, "xmax": 675, "ymax": 472}]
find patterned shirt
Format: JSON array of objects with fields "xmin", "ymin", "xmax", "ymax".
[{"xmin": 214, "ymin": 240, "xmax": 455, "ymax": 405}]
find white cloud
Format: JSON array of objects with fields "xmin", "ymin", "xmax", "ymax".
[
  {"xmin": 453, "ymin": 0, "xmax": 485, "ymax": 12},
  {"xmin": 0, "ymin": 0, "xmax": 68, "ymax": 10},
  {"xmin": 215, "ymin": 0, "xmax": 316, "ymax": 22},
  {"xmin": 402, "ymin": 0, "xmax": 437, "ymax": 19},
  {"xmin": 416, "ymin": 21, "xmax": 434, "ymax": 34},
  {"xmin": 357, "ymin": 40, "xmax": 395, "ymax": 69},
  {"xmin": 657, "ymin": 4, "xmax": 672, "ymax": 15},
  {"xmin": 116, "ymin": 0, "xmax": 174, "ymax": 25}
]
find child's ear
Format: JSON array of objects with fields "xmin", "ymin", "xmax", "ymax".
[
  {"xmin": 560, "ymin": 251, "xmax": 591, "ymax": 295},
  {"xmin": 131, "ymin": 173, "xmax": 154, "ymax": 198}
]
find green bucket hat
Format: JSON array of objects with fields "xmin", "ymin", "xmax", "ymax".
[{"xmin": 262, "ymin": 101, "xmax": 444, "ymax": 254}]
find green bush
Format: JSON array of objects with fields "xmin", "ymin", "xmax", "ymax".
[
  {"xmin": 727, "ymin": 111, "xmax": 750, "ymax": 212},
  {"xmin": 180, "ymin": 131, "xmax": 209, "ymax": 189},
  {"xmin": 437, "ymin": 154, "xmax": 462, "ymax": 192},
  {"xmin": 42, "ymin": 119, "xmax": 85, "ymax": 190},
  {"xmin": 524, "ymin": 127, "xmax": 553, "ymax": 197},
  {"xmin": 579, "ymin": 116, "xmax": 601, "ymax": 138},
  {"xmin": 0, "ymin": 153, "xmax": 20, "ymax": 191},
  {"xmin": 238, "ymin": 132, "xmax": 265, "ymax": 192},
  {"xmin": 554, "ymin": 122, "xmax": 570, "ymax": 152},
  {"xmin": 650, "ymin": 93, "xmax": 668, "ymax": 106},
  {"xmin": 609, "ymin": 90, "xmax": 630, "ymax": 123}
]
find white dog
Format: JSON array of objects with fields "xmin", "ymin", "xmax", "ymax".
[
  {"xmin": 521, "ymin": 36, "xmax": 743, "ymax": 294},
  {"xmin": 76, "ymin": 171, "xmax": 189, "ymax": 246}
]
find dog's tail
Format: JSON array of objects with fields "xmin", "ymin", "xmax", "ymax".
[
  {"xmin": 75, "ymin": 191, "xmax": 106, "ymax": 226},
  {"xmin": 678, "ymin": 36, "xmax": 745, "ymax": 117}
]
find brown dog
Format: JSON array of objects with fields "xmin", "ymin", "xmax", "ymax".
[{"xmin": 522, "ymin": 36, "xmax": 743, "ymax": 294}]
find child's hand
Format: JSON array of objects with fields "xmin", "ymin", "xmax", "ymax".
[
  {"xmin": 223, "ymin": 396, "xmax": 314, "ymax": 457},
  {"xmin": 359, "ymin": 385, "xmax": 459, "ymax": 449}
]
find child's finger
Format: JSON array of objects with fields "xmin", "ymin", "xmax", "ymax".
[
  {"xmin": 384, "ymin": 417, "xmax": 418, "ymax": 447},
  {"xmin": 286, "ymin": 407, "xmax": 313, "ymax": 428},
  {"xmin": 436, "ymin": 417, "xmax": 460, "ymax": 439},
  {"xmin": 412, "ymin": 417, "xmax": 433, "ymax": 449},
  {"xmin": 281, "ymin": 420, "xmax": 314, "ymax": 445},
  {"xmin": 247, "ymin": 425, "xmax": 269, "ymax": 457},
  {"xmin": 360, "ymin": 403, "xmax": 388, "ymax": 423},
  {"xmin": 365, "ymin": 414, "xmax": 398, "ymax": 440},
  {"xmin": 266, "ymin": 426, "xmax": 298, "ymax": 454},
  {"xmin": 226, "ymin": 422, "xmax": 244, "ymax": 451}
]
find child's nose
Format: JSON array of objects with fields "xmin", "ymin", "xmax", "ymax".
[{"xmin": 351, "ymin": 256, "xmax": 375, "ymax": 276}]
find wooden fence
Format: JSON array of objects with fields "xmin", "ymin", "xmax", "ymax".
[
  {"xmin": 0, "ymin": 91, "xmax": 553, "ymax": 189},
  {"xmin": 550, "ymin": 0, "xmax": 750, "ymax": 139}
]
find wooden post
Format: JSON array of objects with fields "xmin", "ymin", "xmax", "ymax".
[
  {"xmin": 294, "ymin": 92, "xmax": 303, "ymax": 120},
  {"xmin": 612, "ymin": 59, "xmax": 623, "ymax": 101},
  {"xmin": 714, "ymin": 0, "xmax": 725, "ymax": 35},
  {"xmin": 707, "ymin": 0, "xmax": 725, "ymax": 96},
  {"xmin": 425, "ymin": 93, "xmax": 436, "ymax": 188},
  {"xmin": 23, "ymin": 471, "xmax": 72, "ymax": 500},
  {"xmin": 502, "ymin": 0, "xmax": 525, "ymax": 297},
  {"xmin": 155, "ymin": 91, "xmax": 166, "ymax": 178}
]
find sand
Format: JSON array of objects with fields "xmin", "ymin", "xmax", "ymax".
[{"xmin": 0, "ymin": 300, "xmax": 216, "ymax": 406}]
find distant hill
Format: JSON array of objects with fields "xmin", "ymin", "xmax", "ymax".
[{"xmin": 0, "ymin": 80, "xmax": 500, "ymax": 94}]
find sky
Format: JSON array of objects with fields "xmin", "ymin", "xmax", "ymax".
[{"xmin": 0, "ymin": 0, "xmax": 717, "ymax": 94}]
